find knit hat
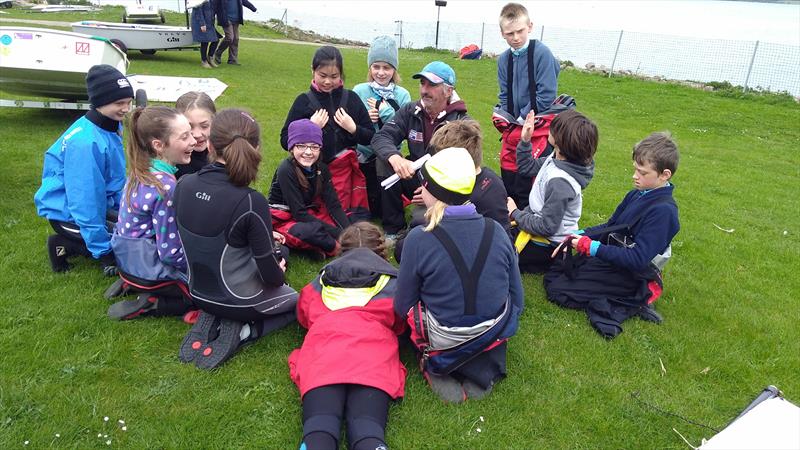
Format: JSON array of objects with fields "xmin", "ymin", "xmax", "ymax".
[
  {"xmin": 419, "ymin": 147, "xmax": 475, "ymax": 205},
  {"xmin": 368, "ymin": 35, "xmax": 399, "ymax": 70},
  {"xmin": 412, "ymin": 61, "xmax": 456, "ymax": 87},
  {"xmin": 287, "ymin": 119, "xmax": 323, "ymax": 150},
  {"xmin": 86, "ymin": 64, "xmax": 133, "ymax": 108}
]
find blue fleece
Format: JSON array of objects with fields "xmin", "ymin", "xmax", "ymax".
[{"xmin": 584, "ymin": 185, "xmax": 680, "ymax": 272}]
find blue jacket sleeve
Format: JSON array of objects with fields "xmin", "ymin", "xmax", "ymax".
[
  {"xmin": 63, "ymin": 138, "xmax": 111, "ymax": 258},
  {"xmin": 497, "ymin": 50, "xmax": 509, "ymax": 110},
  {"xmin": 242, "ymin": 0, "xmax": 256, "ymax": 13},
  {"xmin": 394, "ymin": 228, "xmax": 423, "ymax": 317},
  {"xmin": 594, "ymin": 205, "xmax": 679, "ymax": 272},
  {"xmin": 534, "ymin": 45, "xmax": 559, "ymax": 114}
]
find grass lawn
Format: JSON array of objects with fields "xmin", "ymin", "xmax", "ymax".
[{"xmin": 1, "ymin": 10, "xmax": 799, "ymax": 449}]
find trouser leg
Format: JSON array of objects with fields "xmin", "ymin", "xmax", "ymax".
[
  {"xmin": 302, "ymin": 385, "xmax": 346, "ymax": 450},
  {"xmin": 228, "ymin": 24, "xmax": 240, "ymax": 63},
  {"xmin": 345, "ymin": 385, "xmax": 391, "ymax": 450}
]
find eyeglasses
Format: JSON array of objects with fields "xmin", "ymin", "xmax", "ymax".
[{"xmin": 294, "ymin": 144, "xmax": 322, "ymax": 153}]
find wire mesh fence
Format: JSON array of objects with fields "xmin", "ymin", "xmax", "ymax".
[{"xmin": 262, "ymin": 5, "xmax": 799, "ymax": 96}]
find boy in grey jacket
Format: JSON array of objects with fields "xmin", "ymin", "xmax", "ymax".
[{"xmin": 506, "ymin": 110, "xmax": 598, "ymax": 273}]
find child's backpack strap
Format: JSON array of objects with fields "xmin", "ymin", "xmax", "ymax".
[
  {"xmin": 305, "ymin": 89, "xmax": 352, "ymax": 143},
  {"xmin": 430, "ymin": 218, "xmax": 494, "ymax": 316},
  {"xmin": 527, "ymin": 39, "xmax": 537, "ymax": 114},
  {"xmin": 305, "ymin": 91, "xmax": 323, "ymax": 112},
  {"xmin": 505, "ymin": 39, "xmax": 537, "ymax": 116},
  {"xmin": 374, "ymin": 98, "xmax": 401, "ymax": 128}
]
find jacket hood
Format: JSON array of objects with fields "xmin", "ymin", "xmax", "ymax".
[
  {"xmin": 321, "ymin": 247, "xmax": 397, "ymax": 288},
  {"xmin": 553, "ymin": 159, "xmax": 594, "ymax": 189}
]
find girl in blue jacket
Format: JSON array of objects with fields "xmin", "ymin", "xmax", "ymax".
[
  {"xmin": 352, "ymin": 35, "xmax": 411, "ymax": 217},
  {"xmin": 395, "ymin": 147, "xmax": 524, "ymax": 403},
  {"xmin": 190, "ymin": 0, "xmax": 221, "ymax": 68}
]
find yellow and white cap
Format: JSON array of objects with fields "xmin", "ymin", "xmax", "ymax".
[{"xmin": 418, "ymin": 147, "xmax": 475, "ymax": 205}]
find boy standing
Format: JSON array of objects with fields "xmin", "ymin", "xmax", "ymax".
[
  {"xmin": 506, "ymin": 110, "xmax": 597, "ymax": 273},
  {"xmin": 496, "ymin": 3, "xmax": 560, "ymax": 207},
  {"xmin": 34, "ymin": 64, "xmax": 133, "ymax": 275},
  {"xmin": 545, "ymin": 132, "xmax": 680, "ymax": 339}
]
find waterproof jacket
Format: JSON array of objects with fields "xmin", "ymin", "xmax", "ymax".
[
  {"xmin": 281, "ymin": 86, "xmax": 374, "ymax": 164},
  {"xmin": 497, "ymin": 39, "xmax": 559, "ymax": 118},
  {"xmin": 289, "ymin": 248, "xmax": 407, "ymax": 399},
  {"xmin": 34, "ymin": 110, "xmax": 126, "ymax": 259},
  {"xmin": 190, "ymin": 0, "xmax": 219, "ymax": 42},
  {"xmin": 216, "ymin": 0, "xmax": 255, "ymax": 26},
  {"xmin": 371, "ymin": 95, "xmax": 469, "ymax": 163}
]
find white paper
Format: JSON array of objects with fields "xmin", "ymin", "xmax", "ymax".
[{"xmin": 380, "ymin": 154, "xmax": 430, "ymax": 190}]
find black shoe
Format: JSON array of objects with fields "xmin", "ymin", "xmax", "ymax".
[
  {"xmin": 103, "ymin": 278, "xmax": 127, "ymax": 299},
  {"xmin": 107, "ymin": 294, "xmax": 158, "ymax": 320},
  {"xmin": 227, "ymin": 61, "xmax": 241, "ymax": 66},
  {"xmin": 194, "ymin": 319, "xmax": 244, "ymax": 370},
  {"xmin": 47, "ymin": 235, "xmax": 71, "ymax": 272},
  {"xmin": 179, "ymin": 311, "xmax": 220, "ymax": 363}
]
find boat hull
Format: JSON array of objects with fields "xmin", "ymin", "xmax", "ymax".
[
  {"xmin": 71, "ymin": 21, "xmax": 195, "ymax": 50},
  {"xmin": 0, "ymin": 27, "xmax": 128, "ymax": 100}
]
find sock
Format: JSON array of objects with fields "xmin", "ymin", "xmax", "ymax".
[{"xmin": 239, "ymin": 323, "xmax": 251, "ymax": 342}]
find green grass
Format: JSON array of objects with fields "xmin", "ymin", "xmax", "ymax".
[{"xmin": 1, "ymin": 13, "xmax": 800, "ymax": 449}]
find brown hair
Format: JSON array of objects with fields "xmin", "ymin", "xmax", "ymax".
[
  {"xmin": 338, "ymin": 222, "xmax": 389, "ymax": 260},
  {"xmin": 125, "ymin": 106, "xmax": 182, "ymax": 204},
  {"xmin": 633, "ymin": 131, "xmax": 679, "ymax": 176},
  {"xmin": 499, "ymin": 2, "xmax": 530, "ymax": 25},
  {"xmin": 429, "ymin": 120, "xmax": 483, "ymax": 168},
  {"xmin": 291, "ymin": 159, "xmax": 323, "ymax": 196},
  {"xmin": 209, "ymin": 109, "xmax": 261, "ymax": 187},
  {"xmin": 549, "ymin": 110, "xmax": 598, "ymax": 165},
  {"xmin": 175, "ymin": 91, "xmax": 216, "ymax": 115}
]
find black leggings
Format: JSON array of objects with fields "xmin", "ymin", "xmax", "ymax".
[
  {"xmin": 302, "ymin": 384, "xmax": 390, "ymax": 450},
  {"xmin": 200, "ymin": 41, "xmax": 219, "ymax": 62}
]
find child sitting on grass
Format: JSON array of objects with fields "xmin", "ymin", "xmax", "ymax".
[
  {"xmin": 506, "ymin": 109, "xmax": 597, "ymax": 273},
  {"xmin": 290, "ymin": 222, "xmax": 405, "ymax": 450},
  {"xmin": 545, "ymin": 132, "xmax": 680, "ymax": 339}
]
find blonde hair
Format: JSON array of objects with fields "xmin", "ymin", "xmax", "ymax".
[
  {"xmin": 125, "ymin": 106, "xmax": 182, "ymax": 205},
  {"xmin": 429, "ymin": 120, "xmax": 483, "ymax": 168},
  {"xmin": 423, "ymin": 200, "xmax": 448, "ymax": 232}
]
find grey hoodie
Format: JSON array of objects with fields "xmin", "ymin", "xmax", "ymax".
[{"xmin": 511, "ymin": 140, "xmax": 595, "ymax": 242}]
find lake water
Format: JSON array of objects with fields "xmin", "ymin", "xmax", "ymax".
[{"xmin": 99, "ymin": 0, "xmax": 800, "ymax": 94}]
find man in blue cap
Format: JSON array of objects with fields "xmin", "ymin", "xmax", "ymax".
[{"xmin": 371, "ymin": 61, "xmax": 469, "ymax": 237}]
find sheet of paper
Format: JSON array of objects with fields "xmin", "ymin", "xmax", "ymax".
[
  {"xmin": 380, "ymin": 154, "xmax": 430, "ymax": 190},
  {"xmin": 127, "ymin": 75, "xmax": 227, "ymax": 102}
]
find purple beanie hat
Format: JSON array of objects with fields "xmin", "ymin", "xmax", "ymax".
[{"xmin": 287, "ymin": 119, "xmax": 323, "ymax": 150}]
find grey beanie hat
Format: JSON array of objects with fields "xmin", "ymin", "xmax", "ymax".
[{"xmin": 367, "ymin": 35, "xmax": 399, "ymax": 70}]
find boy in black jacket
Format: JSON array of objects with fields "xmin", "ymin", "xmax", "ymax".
[{"xmin": 545, "ymin": 132, "xmax": 680, "ymax": 339}]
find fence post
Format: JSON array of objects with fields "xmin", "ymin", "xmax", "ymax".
[
  {"xmin": 609, "ymin": 30, "xmax": 624, "ymax": 78},
  {"xmin": 281, "ymin": 8, "xmax": 288, "ymax": 36},
  {"xmin": 395, "ymin": 20, "xmax": 403, "ymax": 49},
  {"xmin": 540, "ymin": 25, "xmax": 544, "ymax": 41},
  {"xmin": 743, "ymin": 40, "xmax": 759, "ymax": 93},
  {"xmin": 480, "ymin": 22, "xmax": 485, "ymax": 51}
]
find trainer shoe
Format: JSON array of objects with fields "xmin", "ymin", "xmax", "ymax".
[
  {"xmin": 107, "ymin": 294, "xmax": 158, "ymax": 320},
  {"xmin": 212, "ymin": 54, "xmax": 222, "ymax": 66},
  {"xmin": 201, "ymin": 61, "xmax": 212, "ymax": 69},
  {"xmin": 637, "ymin": 305, "xmax": 663, "ymax": 324},
  {"xmin": 207, "ymin": 58, "xmax": 218, "ymax": 68},
  {"xmin": 179, "ymin": 311, "xmax": 220, "ymax": 363},
  {"xmin": 47, "ymin": 234, "xmax": 71, "ymax": 272},
  {"xmin": 194, "ymin": 318, "xmax": 244, "ymax": 370}
]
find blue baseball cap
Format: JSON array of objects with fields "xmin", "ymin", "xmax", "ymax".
[{"xmin": 412, "ymin": 61, "xmax": 456, "ymax": 87}]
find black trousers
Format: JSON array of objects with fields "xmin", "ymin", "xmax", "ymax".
[
  {"xmin": 377, "ymin": 158, "xmax": 421, "ymax": 234},
  {"xmin": 302, "ymin": 384, "xmax": 390, "ymax": 450},
  {"xmin": 48, "ymin": 209, "xmax": 117, "ymax": 258}
]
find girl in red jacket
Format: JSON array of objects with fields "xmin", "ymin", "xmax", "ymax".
[{"xmin": 289, "ymin": 222, "xmax": 405, "ymax": 450}]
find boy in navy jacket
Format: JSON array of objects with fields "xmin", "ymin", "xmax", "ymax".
[{"xmin": 544, "ymin": 132, "xmax": 680, "ymax": 339}]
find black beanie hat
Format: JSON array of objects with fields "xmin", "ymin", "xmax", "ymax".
[{"xmin": 86, "ymin": 64, "xmax": 133, "ymax": 108}]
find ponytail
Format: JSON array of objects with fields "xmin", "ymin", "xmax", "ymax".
[
  {"xmin": 208, "ymin": 109, "xmax": 261, "ymax": 187},
  {"xmin": 423, "ymin": 200, "xmax": 448, "ymax": 232},
  {"xmin": 125, "ymin": 106, "xmax": 181, "ymax": 205}
]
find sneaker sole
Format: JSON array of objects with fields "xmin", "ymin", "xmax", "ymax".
[
  {"xmin": 179, "ymin": 311, "xmax": 219, "ymax": 363},
  {"xmin": 194, "ymin": 319, "xmax": 243, "ymax": 370},
  {"xmin": 107, "ymin": 294, "xmax": 156, "ymax": 320}
]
